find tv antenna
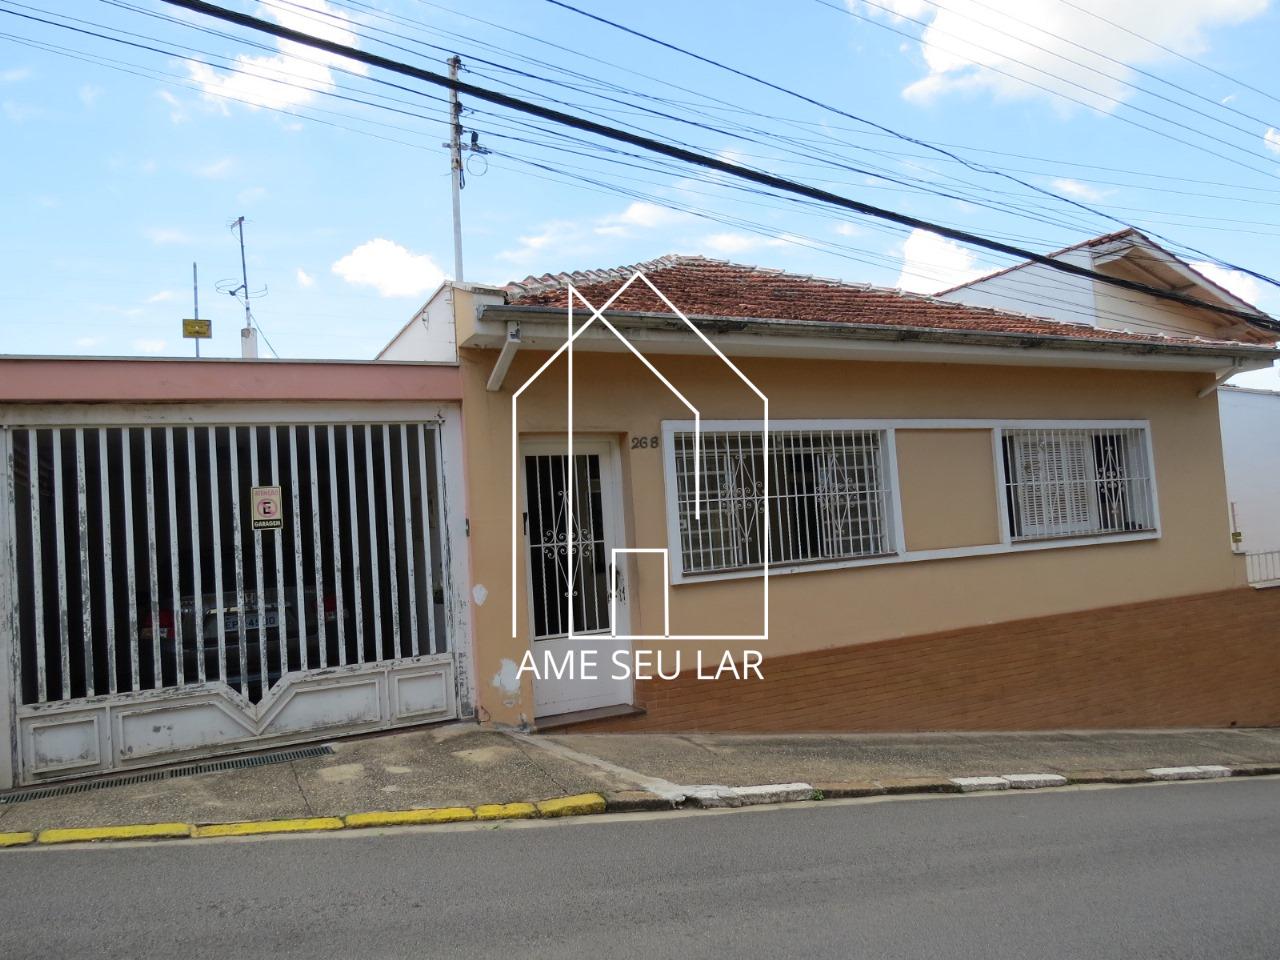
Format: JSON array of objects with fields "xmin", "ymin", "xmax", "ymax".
[{"xmin": 217, "ymin": 215, "xmax": 268, "ymax": 358}]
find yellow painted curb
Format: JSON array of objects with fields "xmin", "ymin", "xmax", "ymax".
[
  {"xmin": 344, "ymin": 807, "xmax": 476, "ymax": 828},
  {"xmin": 0, "ymin": 831, "xmax": 35, "ymax": 848},
  {"xmin": 193, "ymin": 817, "xmax": 344, "ymax": 838},
  {"xmin": 475, "ymin": 802, "xmax": 537, "ymax": 821},
  {"xmin": 38, "ymin": 822, "xmax": 192, "ymax": 845},
  {"xmin": 536, "ymin": 793, "xmax": 607, "ymax": 818}
]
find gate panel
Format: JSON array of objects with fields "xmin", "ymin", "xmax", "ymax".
[{"xmin": 4, "ymin": 414, "xmax": 459, "ymax": 784}]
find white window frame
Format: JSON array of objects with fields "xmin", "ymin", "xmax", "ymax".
[{"xmin": 662, "ymin": 418, "xmax": 1161, "ymax": 584}]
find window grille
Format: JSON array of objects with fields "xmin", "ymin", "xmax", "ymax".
[
  {"xmin": 1000, "ymin": 427, "xmax": 1155, "ymax": 541},
  {"xmin": 673, "ymin": 429, "xmax": 892, "ymax": 575}
]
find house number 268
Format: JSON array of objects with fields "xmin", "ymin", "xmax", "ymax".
[{"xmin": 631, "ymin": 435, "xmax": 660, "ymax": 449}]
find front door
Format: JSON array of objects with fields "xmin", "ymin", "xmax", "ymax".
[{"xmin": 521, "ymin": 439, "xmax": 631, "ymax": 718}]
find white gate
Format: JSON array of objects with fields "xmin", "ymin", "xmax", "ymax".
[{"xmin": 1, "ymin": 403, "xmax": 468, "ymax": 785}]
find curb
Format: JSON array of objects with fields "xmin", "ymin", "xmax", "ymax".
[
  {"xmin": 0, "ymin": 793, "xmax": 608, "ymax": 849},
  {"xmin": 2, "ymin": 763, "xmax": 1276, "ymax": 850}
]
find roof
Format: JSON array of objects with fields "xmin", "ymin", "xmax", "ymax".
[
  {"xmin": 934, "ymin": 229, "xmax": 1274, "ymax": 334},
  {"xmin": 503, "ymin": 254, "xmax": 1264, "ymax": 350}
]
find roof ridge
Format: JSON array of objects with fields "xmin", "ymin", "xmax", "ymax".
[{"xmin": 503, "ymin": 253, "xmax": 700, "ymax": 299}]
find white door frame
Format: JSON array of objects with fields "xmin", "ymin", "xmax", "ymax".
[{"xmin": 519, "ymin": 436, "xmax": 633, "ymax": 717}]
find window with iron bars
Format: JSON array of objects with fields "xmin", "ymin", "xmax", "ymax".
[
  {"xmin": 672, "ymin": 429, "xmax": 893, "ymax": 575},
  {"xmin": 1000, "ymin": 427, "xmax": 1156, "ymax": 541}
]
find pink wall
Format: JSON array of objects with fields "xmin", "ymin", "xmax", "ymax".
[{"xmin": 0, "ymin": 358, "xmax": 462, "ymax": 402}]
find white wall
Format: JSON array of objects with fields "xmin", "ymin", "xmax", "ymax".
[
  {"xmin": 379, "ymin": 285, "xmax": 459, "ymax": 363},
  {"xmin": 941, "ymin": 250, "xmax": 1097, "ymax": 328},
  {"xmin": 1219, "ymin": 387, "xmax": 1280, "ymax": 553}
]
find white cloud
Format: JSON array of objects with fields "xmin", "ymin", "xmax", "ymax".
[
  {"xmin": 895, "ymin": 228, "xmax": 985, "ymax": 294},
  {"xmin": 332, "ymin": 238, "xmax": 445, "ymax": 298},
  {"xmin": 146, "ymin": 228, "xmax": 192, "ymax": 245},
  {"xmin": 0, "ymin": 68, "xmax": 30, "ymax": 84},
  {"xmin": 156, "ymin": 90, "xmax": 188, "ymax": 124},
  {"xmin": 834, "ymin": 222, "xmax": 863, "ymax": 237},
  {"xmin": 146, "ymin": 291, "xmax": 175, "ymax": 304},
  {"xmin": 497, "ymin": 219, "xmax": 602, "ymax": 265},
  {"xmin": 863, "ymin": 0, "xmax": 1267, "ymax": 111},
  {"xmin": 1190, "ymin": 260, "xmax": 1262, "ymax": 307},
  {"xmin": 196, "ymin": 157, "xmax": 234, "ymax": 179},
  {"xmin": 498, "ymin": 195, "xmax": 700, "ymax": 263},
  {"xmin": 2, "ymin": 100, "xmax": 38, "ymax": 123},
  {"xmin": 701, "ymin": 232, "xmax": 790, "ymax": 255},
  {"xmin": 1050, "ymin": 177, "xmax": 1109, "ymax": 202},
  {"xmin": 78, "ymin": 84, "xmax": 102, "ymax": 108},
  {"xmin": 296, "ymin": 267, "xmax": 315, "ymax": 288},
  {"xmin": 613, "ymin": 202, "xmax": 685, "ymax": 229},
  {"xmin": 1265, "ymin": 128, "xmax": 1280, "ymax": 155},
  {"xmin": 187, "ymin": 0, "xmax": 365, "ymax": 111},
  {"xmin": 133, "ymin": 338, "xmax": 167, "ymax": 355}
]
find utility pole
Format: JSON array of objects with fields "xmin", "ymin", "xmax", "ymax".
[
  {"xmin": 192, "ymin": 262, "xmax": 200, "ymax": 359},
  {"xmin": 447, "ymin": 55, "xmax": 464, "ymax": 284},
  {"xmin": 230, "ymin": 216, "xmax": 258, "ymax": 359}
]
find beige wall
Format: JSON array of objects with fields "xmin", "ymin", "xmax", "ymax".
[
  {"xmin": 896, "ymin": 429, "xmax": 1000, "ymax": 551},
  {"xmin": 459, "ymin": 345, "xmax": 1242, "ymax": 726}
]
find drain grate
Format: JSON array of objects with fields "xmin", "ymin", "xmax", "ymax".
[{"xmin": 0, "ymin": 744, "xmax": 335, "ymax": 805}]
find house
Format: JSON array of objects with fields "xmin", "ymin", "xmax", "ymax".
[
  {"xmin": 382, "ymin": 253, "xmax": 1280, "ymax": 733},
  {"xmin": 939, "ymin": 228, "xmax": 1280, "ymax": 584},
  {"xmin": 4, "ymin": 246, "xmax": 1277, "ymax": 790},
  {"xmin": 1218, "ymin": 385, "xmax": 1280, "ymax": 584}
]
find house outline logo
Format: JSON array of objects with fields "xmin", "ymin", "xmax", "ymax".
[{"xmin": 510, "ymin": 269, "xmax": 770, "ymax": 643}]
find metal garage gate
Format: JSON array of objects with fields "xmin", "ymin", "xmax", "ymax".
[{"xmin": 2, "ymin": 411, "xmax": 461, "ymax": 784}]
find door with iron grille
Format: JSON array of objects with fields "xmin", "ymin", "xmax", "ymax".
[
  {"xmin": 521, "ymin": 439, "xmax": 631, "ymax": 718},
  {"xmin": 2, "ymin": 407, "xmax": 462, "ymax": 785}
]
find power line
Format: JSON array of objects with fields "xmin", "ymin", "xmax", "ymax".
[
  {"xmin": 5, "ymin": 0, "xmax": 1269, "ymax": 335},
  {"xmin": 823, "ymin": 0, "xmax": 1279, "ymax": 160},
  {"xmin": 154, "ymin": 0, "xmax": 1278, "ymax": 246},
  {"xmin": 0, "ymin": 3, "xmax": 1264, "ymax": 288},
  {"xmin": 149, "ymin": 0, "xmax": 1280, "ymax": 329},
  {"xmin": 538, "ymin": 0, "xmax": 1280, "ymax": 290},
  {"xmin": 1056, "ymin": 0, "xmax": 1280, "ymax": 110},
  {"xmin": 937, "ymin": 0, "xmax": 1280, "ymax": 131}
]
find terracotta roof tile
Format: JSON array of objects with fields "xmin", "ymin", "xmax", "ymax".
[{"xmin": 504, "ymin": 255, "xmax": 1259, "ymax": 348}]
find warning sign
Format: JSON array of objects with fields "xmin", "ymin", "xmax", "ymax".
[
  {"xmin": 252, "ymin": 485, "xmax": 283, "ymax": 530},
  {"xmin": 182, "ymin": 318, "xmax": 212, "ymax": 339}
]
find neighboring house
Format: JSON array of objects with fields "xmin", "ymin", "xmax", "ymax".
[
  {"xmin": 939, "ymin": 228, "xmax": 1280, "ymax": 582},
  {"xmin": 1219, "ymin": 385, "xmax": 1280, "ymax": 585},
  {"xmin": 0, "ymin": 359, "xmax": 471, "ymax": 788},
  {"xmin": 383, "ymin": 253, "xmax": 1280, "ymax": 733}
]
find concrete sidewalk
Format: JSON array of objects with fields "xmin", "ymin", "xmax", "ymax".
[
  {"xmin": 543, "ymin": 727, "xmax": 1280, "ymax": 788},
  {"xmin": 2, "ymin": 725, "xmax": 1278, "ymax": 834}
]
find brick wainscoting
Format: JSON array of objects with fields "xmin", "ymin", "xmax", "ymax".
[{"xmin": 567, "ymin": 589, "xmax": 1280, "ymax": 733}]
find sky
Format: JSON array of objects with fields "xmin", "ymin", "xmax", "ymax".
[{"xmin": 2, "ymin": 0, "xmax": 1279, "ymax": 388}]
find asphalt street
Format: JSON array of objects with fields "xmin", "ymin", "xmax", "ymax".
[{"xmin": 2, "ymin": 778, "xmax": 1277, "ymax": 959}]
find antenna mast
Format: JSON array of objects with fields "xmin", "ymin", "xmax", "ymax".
[
  {"xmin": 192, "ymin": 262, "xmax": 200, "ymax": 359},
  {"xmin": 231, "ymin": 215, "xmax": 258, "ymax": 359}
]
